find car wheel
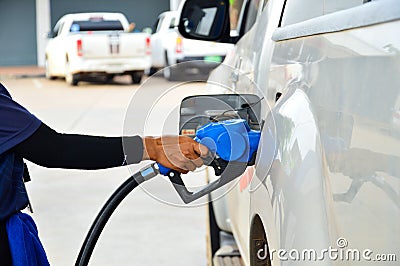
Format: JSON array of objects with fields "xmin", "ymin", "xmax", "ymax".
[
  {"xmin": 163, "ymin": 51, "xmax": 181, "ymax": 81},
  {"xmin": 131, "ymin": 71, "xmax": 143, "ymax": 84},
  {"xmin": 45, "ymin": 57, "xmax": 56, "ymax": 80},
  {"xmin": 147, "ymin": 67, "xmax": 159, "ymax": 76},
  {"xmin": 250, "ymin": 216, "xmax": 271, "ymax": 266},
  {"xmin": 65, "ymin": 60, "xmax": 79, "ymax": 86},
  {"xmin": 105, "ymin": 74, "xmax": 115, "ymax": 83}
]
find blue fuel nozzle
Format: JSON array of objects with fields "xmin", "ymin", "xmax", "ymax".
[
  {"xmin": 195, "ymin": 119, "xmax": 260, "ymax": 163},
  {"xmin": 158, "ymin": 119, "xmax": 261, "ymax": 203}
]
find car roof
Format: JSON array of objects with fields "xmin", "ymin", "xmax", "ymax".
[
  {"xmin": 158, "ymin": 11, "xmax": 178, "ymax": 19},
  {"xmin": 61, "ymin": 12, "xmax": 126, "ymax": 21}
]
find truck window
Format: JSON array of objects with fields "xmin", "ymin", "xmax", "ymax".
[
  {"xmin": 230, "ymin": 0, "xmax": 262, "ymax": 36},
  {"xmin": 69, "ymin": 19, "xmax": 124, "ymax": 32},
  {"xmin": 230, "ymin": 0, "xmax": 245, "ymax": 31},
  {"xmin": 52, "ymin": 20, "xmax": 64, "ymax": 37},
  {"xmin": 152, "ymin": 18, "xmax": 159, "ymax": 33},
  {"xmin": 169, "ymin": 17, "xmax": 176, "ymax": 29},
  {"xmin": 58, "ymin": 22, "xmax": 65, "ymax": 35},
  {"xmin": 155, "ymin": 17, "xmax": 164, "ymax": 33},
  {"xmin": 281, "ymin": 0, "xmax": 365, "ymax": 26},
  {"xmin": 241, "ymin": 0, "xmax": 262, "ymax": 34}
]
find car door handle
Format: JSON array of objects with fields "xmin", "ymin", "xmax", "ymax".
[
  {"xmin": 230, "ymin": 56, "xmax": 243, "ymax": 85},
  {"xmin": 230, "ymin": 70, "xmax": 240, "ymax": 83}
]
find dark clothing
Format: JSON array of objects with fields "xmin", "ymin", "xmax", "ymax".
[
  {"xmin": 0, "ymin": 82, "xmax": 39, "ymax": 266},
  {"xmin": 0, "ymin": 84, "xmax": 42, "ymax": 155},
  {"xmin": 0, "ymin": 82, "xmax": 143, "ymax": 264},
  {"xmin": 12, "ymin": 123, "xmax": 143, "ymax": 170},
  {"xmin": 0, "ymin": 152, "xmax": 29, "ymax": 221},
  {"xmin": 0, "ymin": 83, "xmax": 41, "ymax": 221},
  {"xmin": 0, "ymin": 220, "xmax": 12, "ymax": 265}
]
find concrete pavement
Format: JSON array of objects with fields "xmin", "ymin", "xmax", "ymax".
[
  {"xmin": 2, "ymin": 76, "xmax": 212, "ymax": 265},
  {"xmin": 0, "ymin": 65, "xmax": 45, "ymax": 79}
]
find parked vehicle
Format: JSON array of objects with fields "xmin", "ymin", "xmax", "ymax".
[
  {"xmin": 45, "ymin": 12, "xmax": 151, "ymax": 85},
  {"xmin": 178, "ymin": 0, "xmax": 400, "ymax": 265},
  {"xmin": 149, "ymin": 11, "xmax": 233, "ymax": 81}
]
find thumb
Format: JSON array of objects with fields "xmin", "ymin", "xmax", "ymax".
[{"xmin": 193, "ymin": 142, "xmax": 209, "ymax": 158}]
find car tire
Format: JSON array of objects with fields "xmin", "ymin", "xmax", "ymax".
[
  {"xmin": 45, "ymin": 57, "xmax": 56, "ymax": 80},
  {"xmin": 147, "ymin": 67, "xmax": 159, "ymax": 76},
  {"xmin": 65, "ymin": 60, "xmax": 79, "ymax": 86},
  {"xmin": 105, "ymin": 74, "xmax": 115, "ymax": 83},
  {"xmin": 163, "ymin": 51, "xmax": 182, "ymax": 81},
  {"xmin": 131, "ymin": 71, "xmax": 143, "ymax": 84}
]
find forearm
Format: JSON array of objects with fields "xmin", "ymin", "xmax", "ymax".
[{"xmin": 12, "ymin": 123, "xmax": 143, "ymax": 170}]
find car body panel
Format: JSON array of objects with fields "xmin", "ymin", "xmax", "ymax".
[
  {"xmin": 251, "ymin": 6, "xmax": 400, "ymax": 266},
  {"xmin": 150, "ymin": 11, "xmax": 233, "ymax": 70},
  {"xmin": 197, "ymin": 0, "xmax": 400, "ymax": 265}
]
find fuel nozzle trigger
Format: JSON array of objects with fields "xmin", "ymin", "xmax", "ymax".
[{"xmin": 158, "ymin": 119, "xmax": 261, "ymax": 204}]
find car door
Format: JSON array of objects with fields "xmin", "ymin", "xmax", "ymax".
[
  {"xmin": 46, "ymin": 19, "xmax": 68, "ymax": 76},
  {"xmin": 150, "ymin": 14, "xmax": 167, "ymax": 68},
  {"xmin": 229, "ymin": 0, "xmax": 264, "ymax": 93},
  {"xmin": 261, "ymin": 0, "xmax": 400, "ymax": 263},
  {"xmin": 150, "ymin": 15, "xmax": 163, "ymax": 67},
  {"xmin": 222, "ymin": 0, "xmax": 270, "ymax": 261}
]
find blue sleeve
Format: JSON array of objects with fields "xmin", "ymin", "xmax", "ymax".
[{"xmin": 0, "ymin": 83, "xmax": 41, "ymax": 154}]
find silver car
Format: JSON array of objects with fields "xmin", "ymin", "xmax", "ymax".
[{"xmin": 178, "ymin": 0, "xmax": 400, "ymax": 265}]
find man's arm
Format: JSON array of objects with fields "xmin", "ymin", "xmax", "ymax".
[
  {"xmin": 12, "ymin": 123, "xmax": 142, "ymax": 170},
  {"xmin": 12, "ymin": 123, "xmax": 207, "ymax": 172}
]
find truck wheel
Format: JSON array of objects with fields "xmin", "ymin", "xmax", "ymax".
[
  {"xmin": 66, "ymin": 72, "xmax": 79, "ymax": 86},
  {"xmin": 105, "ymin": 74, "xmax": 115, "ymax": 83},
  {"xmin": 45, "ymin": 57, "xmax": 56, "ymax": 80},
  {"xmin": 163, "ymin": 51, "xmax": 182, "ymax": 81},
  {"xmin": 147, "ymin": 67, "xmax": 159, "ymax": 76},
  {"xmin": 65, "ymin": 61, "xmax": 79, "ymax": 86},
  {"xmin": 131, "ymin": 71, "xmax": 143, "ymax": 84}
]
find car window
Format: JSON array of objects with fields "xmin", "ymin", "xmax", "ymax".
[
  {"xmin": 325, "ymin": 0, "xmax": 369, "ymax": 14},
  {"xmin": 229, "ymin": 0, "xmax": 245, "ymax": 31},
  {"xmin": 241, "ymin": 0, "xmax": 262, "ymax": 34},
  {"xmin": 59, "ymin": 22, "xmax": 65, "ymax": 36},
  {"xmin": 69, "ymin": 19, "xmax": 124, "ymax": 32},
  {"xmin": 169, "ymin": 17, "xmax": 176, "ymax": 29},
  {"xmin": 230, "ymin": 0, "xmax": 262, "ymax": 36},
  {"xmin": 155, "ymin": 16, "xmax": 164, "ymax": 32},
  {"xmin": 151, "ymin": 18, "xmax": 159, "ymax": 33},
  {"xmin": 52, "ymin": 21, "xmax": 62, "ymax": 37},
  {"xmin": 281, "ymin": 0, "xmax": 365, "ymax": 26}
]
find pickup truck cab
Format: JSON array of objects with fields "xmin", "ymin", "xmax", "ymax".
[
  {"xmin": 149, "ymin": 11, "xmax": 233, "ymax": 81},
  {"xmin": 45, "ymin": 12, "xmax": 151, "ymax": 85},
  {"xmin": 178, "ymin": 0, "xmax": 400, "ymax": 265}
]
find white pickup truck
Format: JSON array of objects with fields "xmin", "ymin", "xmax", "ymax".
[
  {"xmin": 149, "ymin": 11, "xmax": 233, "ymax": 81},
  {"xmin": 45, "ymin": 12, "xmax": 151, "ymax": 85}
]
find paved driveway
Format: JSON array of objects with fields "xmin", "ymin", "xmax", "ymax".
[{"xmin": 2, "ymin": 76, "xmax": 212, "ymax": 266}]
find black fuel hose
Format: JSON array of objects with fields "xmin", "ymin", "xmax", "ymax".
[{"xmin": 75, "ymin": 164, "xmax": 159, "ymax": 266}]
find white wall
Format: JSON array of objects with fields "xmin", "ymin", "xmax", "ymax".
[
  {"xmin": 170, "ymin": 0, "xmax": 183, "ymax": 10},
  {"xmin": 36, "ymin": 0, "xmax": 51, "ymax": 66}
]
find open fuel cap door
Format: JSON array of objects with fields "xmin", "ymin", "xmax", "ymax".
[
  {"xmin": 179, "ymin": 94, "xmax": 262, "ymax": 136},
  {"xmin": 167, "ymin": 94, "xmax": 263, "ymax": 203}
]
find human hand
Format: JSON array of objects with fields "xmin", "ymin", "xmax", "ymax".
[{"xmin": 142, "ymin": 136, "xmax": 209, "ymax": 173}]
